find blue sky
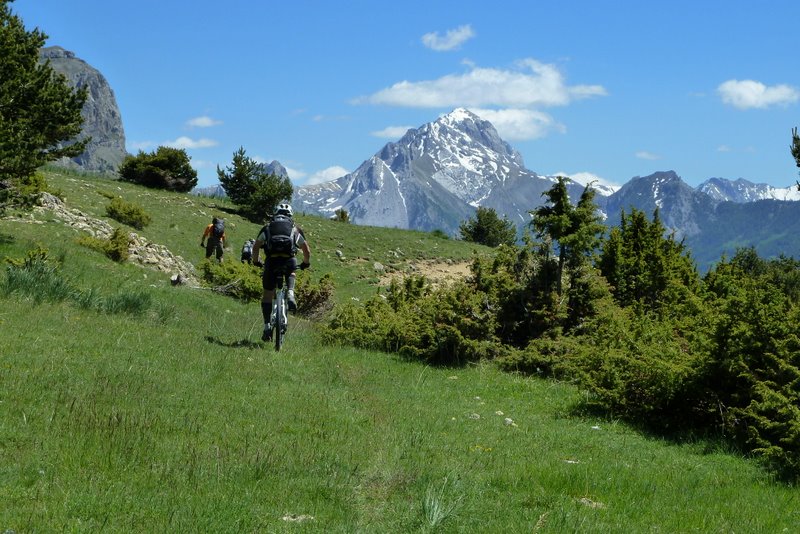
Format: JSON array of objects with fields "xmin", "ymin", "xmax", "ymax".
[{"xmin": 12, "ymin": 0, "xmax": 800, "ymax": 189}]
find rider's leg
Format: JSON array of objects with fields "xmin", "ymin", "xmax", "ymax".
[{"xmin": 287, "ymin": 258, "xmax": 298, "ymax": 311}]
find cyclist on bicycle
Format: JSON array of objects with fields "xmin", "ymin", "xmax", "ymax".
[{"xmin": 251, "ymin": 203, "xmax": 310, "ymax": 341}]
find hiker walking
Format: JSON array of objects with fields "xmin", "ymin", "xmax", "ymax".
[
  {"xmin": 252, "ymin": 203, "xmax": 311, "ymax": 341},
  {"xmin": 240, "ymin": 238, "xmax": 256, "ymax": 263},
  {"xmin": 201, "ymin": 217, "xmax": 226, "ymax": 262}
]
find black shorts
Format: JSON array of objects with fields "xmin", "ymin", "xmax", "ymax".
[{"xmin": 262, "ymin": 257, "xmax": 296, "ymax": 291}]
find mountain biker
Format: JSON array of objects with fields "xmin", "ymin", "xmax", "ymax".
[
  {"xmin": 251, "ymin": 203, "xmax": 311, "ymax": 341},
  {"xmin": 200, "ymin": 217, "xmax": 226, "ymax": 262}
]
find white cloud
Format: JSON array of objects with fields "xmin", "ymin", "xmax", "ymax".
[
  {"xmin": 186, "ymin": 116, "xmax": 222, "ymax": 128},
  {"xmin": 284, "ymin": 166, "xmax": 307, "ymax": 182},
  {"xmin": 717, "ymin": 79, "xmax": 799, "ymax": 109},
  {"xmin": 190, "ymin": 159, "xmax": 215, "ymax": 169},
  {"xmin": 555, "ymin": 171, "xmax": 622, "ymax": 192},
  {"xmin": 470, "ymin": 108, "xmax": 565, "ymax": 140},
  {"xmin": 636, "ymin": 151, "xmax": 661, "ymax": 160},
  {"xmin": 164, "ymin": 136, "xmax": 218, "ymax": 149},
  {"xmin": 128, "ymin": 140, "xmax": 155, "ymax": 152},
  {"xmin": 355, "ymin": 58, "xmax": 607, "ymax": 109},
  {"xmin": 421, "ymin": 24, "xmax": 476, "ymax": 51},
  {"xmin": 371, "ymin": 125, "xmax": 414, "ymax": 138},
  {"xmin": 306, "ymin": 166, "xmax": 349, "ymax": 185},
  {"xmin": 717, "ymin": 145, "xmax": 732, "ymax": 152}
]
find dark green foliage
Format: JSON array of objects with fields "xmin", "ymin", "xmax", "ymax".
[
  {"xmin": 323, "ymin": 275, "xmax": 506, "ymax": 365},
  {"xmin": 459, "ymin": 206, "xmax": 516, "ymax": 247},
  {"xmin": 599, "ymin": 208, "xmax": 700, "ymax": 314},
  {"xmin": 792, "ymin": 127, "xmax": 799, "ymax": 188},
  {"xmin": 0, "ymin": 3, "xmax": 87, "ymax": 184},
  {"xmin": 106, "ymin": 196, "xmax": 152, "ymax": 229},
  {"xmin": 0, "ymin": 171, "xmax": 47, "ymax": 212},
  {"xmin": 77, "ymin": 227, "xmax": 131, "ymax": 262},
  {"xmin": 333, "ymin": 208, "xmax": 350, "ymax": 223},
  {"xmin": 430, "ymin": 229, "xmax": 450, "ymax": 240},
  {"xmin": 217, "ymin": 147, "xmax": 293, "ymax": 223},
  {"xmin": 294, "ymin": 272, "xmax": 335, "ymax": 319},
  {"xmin": 118, "ymin": 146, "xmax": 198, "ymax": 192},
  {"xmin": 531, "ymin": 178, "xmax": 605, "ymax": 297}
]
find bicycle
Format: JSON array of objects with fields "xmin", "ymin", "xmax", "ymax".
[{"xmin": 268, "ymin": 272, "xmax": 289, "ymax": 351}]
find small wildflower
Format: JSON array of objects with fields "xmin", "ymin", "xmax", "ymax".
[
  {"xmin": 578, "ymin": 497, "xmax": 605, "ymax": 509},
  {"xmin": 591, "ymin": 425, "xmax": 601, "ymax": 430},
  {"xmin": 469, "ymin": 413, "xmax": 481, "ymax": 420},
  {"xmin": 448, "ymin": 375, "xmax": 458, "ymax": 380},
  {"xmin": 282, "ymin": 514, "xmax": 314, "ymax": 522},
  {"xmin": 495, "ymin": 410, "xmax": 504, "ymax": 416},
  {"xmin": 504, "ymin": 418, "xmax": 517, "ymax": 427},
  {"xmin": 564, "ymin": 459, "xmax": 580, "ymax": 464}
]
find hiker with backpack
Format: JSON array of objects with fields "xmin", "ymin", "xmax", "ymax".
[
  {"xmin": 240, "ymin": 238, "xmax": 256, "ymax": 263},
  {"xmin": 201, "ymin": 217, "xmax": 226, "ymax": 262},
  {"xmin": 251, "ymin": 203, "xmax": 311, "ymax": 342}
]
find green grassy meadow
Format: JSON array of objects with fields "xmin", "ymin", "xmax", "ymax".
[{"xmin": 1, "ymin": 170, "xmax": 799, "ymax": 532}]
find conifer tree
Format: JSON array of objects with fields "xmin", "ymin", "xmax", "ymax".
[
  {"xmin": 459, "ymin": 206, "xmax": 517, "ymax": 247},
  {"xmin": 217, "ymin": 147, "xmax": 293, "ymax": 223},
  {"xmin": 0, "ymin": 1, "xmax": 87, "ymax": 183}
]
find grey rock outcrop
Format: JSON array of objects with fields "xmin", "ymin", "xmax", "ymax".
[{"xmin": 40, "ymin": 46, "xmax": 127, "ymax": 174}]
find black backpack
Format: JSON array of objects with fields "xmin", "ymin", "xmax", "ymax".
[
  {"xmin": 212, "ymin": 219, "xmax": 225, "ymax": 239},
  {"xmin": 266, "ymin": 215, "xmax": 294, "ymax": 256}
]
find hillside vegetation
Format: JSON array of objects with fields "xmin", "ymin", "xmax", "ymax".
[{"xmin": 1, "ymin": 169, "xmax": 799, "ymax": 531}]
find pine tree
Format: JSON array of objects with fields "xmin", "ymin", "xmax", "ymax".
[
  {"xmin": 459, "ymin": 206, "xmax": 517, "ymax": 247},
  {"xmin": 0, "ymin": 1, "xmax": 87, "ymax": 183},
  {"xmin": 217, "ymin": 147, "xmax": 293, "ymax": 223}
]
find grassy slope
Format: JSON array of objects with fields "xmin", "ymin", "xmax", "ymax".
[{"xmin": 1, "ymin": 170, "xmax": 798, "ymax": 532}]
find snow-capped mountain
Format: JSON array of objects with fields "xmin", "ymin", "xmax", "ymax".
[
  {"xmin": 294, "ymin": 108, "xmax": 586, "ymax": 234},
  {"xmin": 698, "ymin": 177, "xmax": 800, "ymax": 203}
]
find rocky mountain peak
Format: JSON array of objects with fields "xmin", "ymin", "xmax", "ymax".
[{"xmin": 40, "ymin": 46, "xmax": 127, "ymax": 174}]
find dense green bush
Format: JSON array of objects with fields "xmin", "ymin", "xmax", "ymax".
[
  {"xmin": 118, "ymin": 146, "xmax": 198, "ymax": 192},
  {"xmin": 0, "ymin": 172, "xmax": 48, "ymax": 213},
  {"xmin": 106, "ymin": 196, "xmax": 152, "ymax": 229},
  {"xmin": 324, "ymin": 275, "xmax": 508, "ymax": 365},
  {"xmin": 77, "ymin": 227, "xmax": 131, "ymax": 262},
  {"xmin": 198, "ymin": 259, "xmax": 335, "ymax": 318}
]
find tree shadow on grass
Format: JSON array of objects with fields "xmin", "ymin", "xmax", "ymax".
[{"xmin": 205, "ymin": 335, "xmax": 263, "ymax": 350}]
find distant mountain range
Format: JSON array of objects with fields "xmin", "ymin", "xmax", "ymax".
[
  {"xmin": 292, "ymin": 109, "xmax": 800, "ymax": 270},
  {"xmin": 49, "ymin": 45, "xmax": 798, "ymax": 271},
  {"xmin": 294, "ymin": 109, "xmax": 587, "ymax": 233}
]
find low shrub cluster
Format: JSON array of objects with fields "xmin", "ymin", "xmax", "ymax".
[
  {"xmin": 106, "ymin": 196, "xmax": 152, "ymax": 229},
  {"xmin": 77, "ymin": 227, "xmax": 131, "ymax": 262},
  {"xmin": 0, "ymin": 172, "xmax": 48, "ymax": 213},
  {"xmin": 323, "ymin": 182, "xmax": 800, "ymax": 479},
  {"xmin": 197, "ymin": 259, "xmax": 335, "ymax": 319}
]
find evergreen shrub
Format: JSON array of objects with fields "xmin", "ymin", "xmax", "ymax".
[{"xmin": 106, "ymin": 196, "xmax": 152, "ymax": 229}]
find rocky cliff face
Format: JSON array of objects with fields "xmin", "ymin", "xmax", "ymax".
[{"xmin": 40, "ymin": 46, "xmax": 127, "ymax": 174}]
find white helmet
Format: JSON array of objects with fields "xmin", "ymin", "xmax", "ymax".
[{"xmin": 275, "ymin": 203, "xmax": 293, "ymax": 217}]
